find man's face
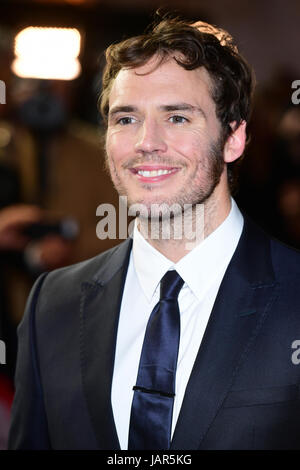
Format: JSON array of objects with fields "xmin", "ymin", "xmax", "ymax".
[{"xmin": 105, "ymin": 56, "xmax": 226, "ymax": 215}]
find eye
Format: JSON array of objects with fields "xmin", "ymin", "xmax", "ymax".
[
  {"xmin": 169, "ymin": 115, "xmax": 189, "ymax": 124},
  {"xmin": 117, "ymin": 116, "xmax": 137, "ymax": 125}
]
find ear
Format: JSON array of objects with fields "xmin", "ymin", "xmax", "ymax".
[{"xmin": 223, "ymin": 120, "xmax": 247, "ymax": 163}]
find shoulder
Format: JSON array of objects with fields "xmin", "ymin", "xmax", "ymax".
[
  {"xmin": 20, "ymin": 238, "xmax": 132, "ymax": 338},
  {"xmin": 36, "ymin": 238, "xmax": 132, "ymax": 301},
  {"xmin": 270, "ymin": 237, "xmax": 300, "ymax": 280},
  {"xmin": 242, "ymin": 213, "xmax": 300, "ymax": 279}
]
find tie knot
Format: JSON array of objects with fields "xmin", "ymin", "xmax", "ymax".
[{"xmin": 160, "ymin": 270, "xmax": 184, "ymax": 300}]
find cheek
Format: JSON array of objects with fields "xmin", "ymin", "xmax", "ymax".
[
  {"xmin": 169, "ymin": 130, "xmax": 206, "ymax": 165},
  {"xmin": 106, "ymin": 130, "xmax": 133, "ymax": 165}
]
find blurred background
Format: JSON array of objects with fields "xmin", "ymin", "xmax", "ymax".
[{"xmin": 0, "ymin": 0, "xmax": 299, "ymax": 448}]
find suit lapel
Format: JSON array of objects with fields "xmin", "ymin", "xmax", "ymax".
[
  {"xmin": 80, "ymin": 238, "xmax": 132, "ymax": 450},
  {"xmin": 171, "ymin": 217, "xmax": 279, "ymax": 450}
]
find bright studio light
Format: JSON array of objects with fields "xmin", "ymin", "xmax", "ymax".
[{"xmin": 12, "ymin": 27, "xmax": 81, "ymax": 80}]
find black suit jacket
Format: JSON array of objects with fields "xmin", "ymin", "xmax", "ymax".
[{"xmin": 8, "ymin": 217, "xmax": 300, "ymax": 449}]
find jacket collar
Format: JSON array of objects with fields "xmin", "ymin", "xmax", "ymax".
[{"xmin": 80, "ymin": 238, "xmax": 132, "ymax": 450}]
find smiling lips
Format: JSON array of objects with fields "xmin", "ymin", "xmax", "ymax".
[{"xmin": 130, "ymin": 165, "xmax": 180, "ymax": 183}]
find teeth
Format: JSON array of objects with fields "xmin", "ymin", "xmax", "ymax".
[{"xmin": 137, "ymin": 169, "xmax": 172, "ymax": 177}]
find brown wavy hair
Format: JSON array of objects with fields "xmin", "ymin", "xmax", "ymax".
[{"xmin": 99, "ymin": 17, "xmax": 256, "ymax": 192}]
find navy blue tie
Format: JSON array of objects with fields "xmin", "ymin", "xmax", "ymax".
[{"xmin": 128, "ymin": 270, "xmax": 184, "ymax": 450}]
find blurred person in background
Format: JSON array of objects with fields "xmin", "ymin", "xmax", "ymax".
[
  {"xmin": 0, "ymin": 63, "xmax": 76, "ymax": 448},
  {"xmin": 272, "ymin": 106, "xmax": 300, "ymax": 247},
  {"xmin": 0, "ymin": 203, "xmax": 73, "ymax": 449},
  {"xmin": 237, "ymin": 70, "xmax": 300, "ymax": 249}
]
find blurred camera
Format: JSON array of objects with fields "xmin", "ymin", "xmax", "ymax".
[{"xmin": 23, "ymin": 217, "xmax": 79, "ymax": 240}]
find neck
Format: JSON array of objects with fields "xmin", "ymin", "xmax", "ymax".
[{"xmin": 137, "ymin": 189, "xmax": 232, "ymax": 263}]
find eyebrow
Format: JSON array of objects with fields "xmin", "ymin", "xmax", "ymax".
[
  {"xmin": 159, "ymin": 103, "xmax": 206, "ymax": 118},
  {"xmin": 108, "ymin": 103, "xmax": 206, "ymax": 119},
  {"xmin": 108, "ymin": 105, "xmax": 138, "ymax": 118}
]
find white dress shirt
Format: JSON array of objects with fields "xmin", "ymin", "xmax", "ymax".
[{"xmin": 111, "ymin": 198, "xmax": 244, "ymax": 449}]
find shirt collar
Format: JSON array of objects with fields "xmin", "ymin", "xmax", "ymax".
[
  {"xmin": 132, "ymin": 198, "xmax": 244, "ymax": 302},
  {"xmin": 132, "ymin": 220, "xmax": 174, "ymax": 302},
  {"xmin": 175, "ymin": 198, "xmax": 243, "ymax": 300}
]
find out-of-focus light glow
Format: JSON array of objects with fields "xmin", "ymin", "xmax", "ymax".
[{"xmin": 12, "ymin": 27, "xmax": 81, "ymax": 80}]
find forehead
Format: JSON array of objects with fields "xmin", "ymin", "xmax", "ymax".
[{"xmin": 108, "ymin": 56, "xmax": 215, "ymax": 111}]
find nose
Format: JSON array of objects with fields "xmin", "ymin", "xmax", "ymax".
[{"xmin": 134, "ymin": 119, "xmax": 168, "ymax": 154}]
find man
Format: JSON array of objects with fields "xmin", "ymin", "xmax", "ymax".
[{"xmin": 8, "ymin": 17, "xmax": 300, "ymax": 450}]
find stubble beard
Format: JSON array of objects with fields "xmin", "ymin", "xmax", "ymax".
[{"xmin": 105, "ymin": 133, "xmax": 225, "ymax": 223}]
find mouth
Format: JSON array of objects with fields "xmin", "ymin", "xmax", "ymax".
[{"xmin": 129, "ymin": 165, "xmax": 180, "ymax": 183}]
